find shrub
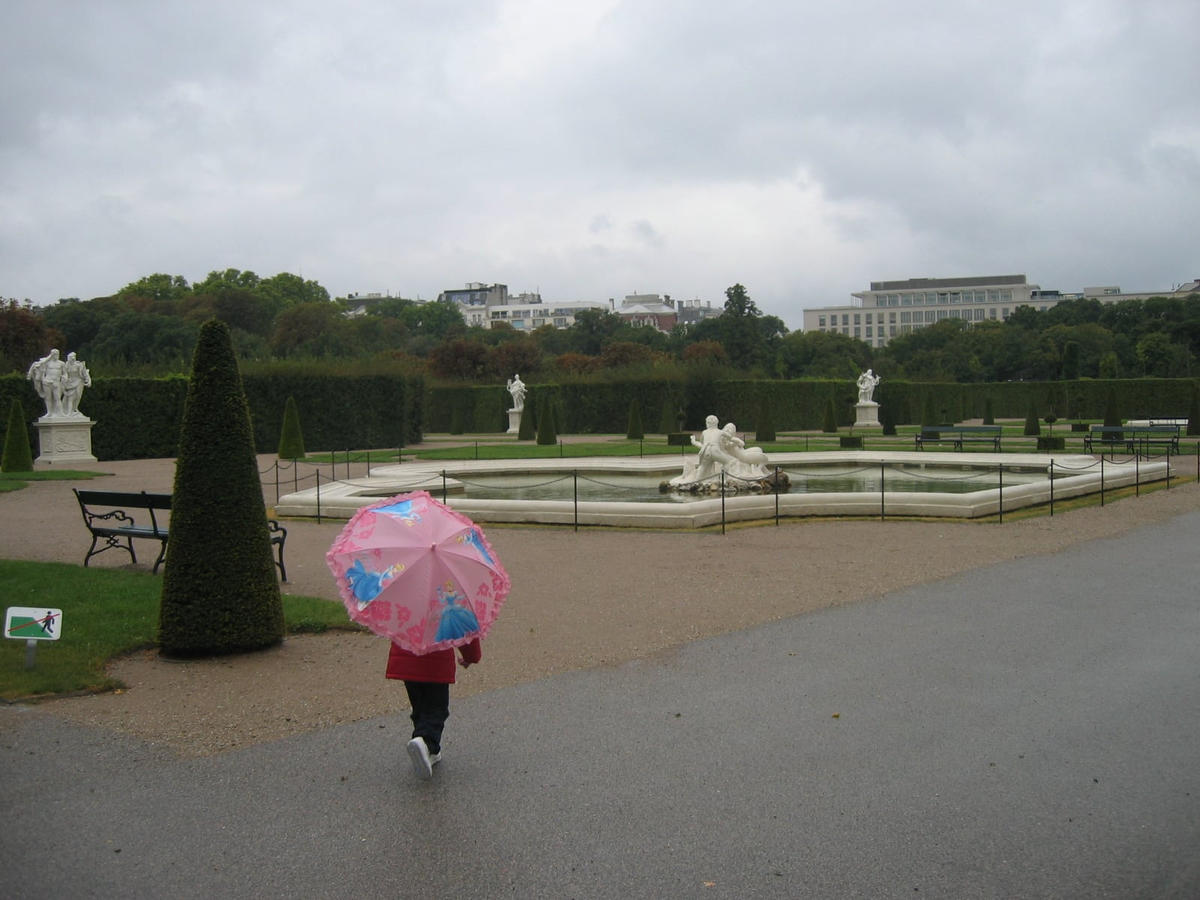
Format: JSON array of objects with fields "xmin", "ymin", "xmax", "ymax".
[
  {"xmin": 1189, "ymin": 386, "xmax": 1200, "ymax": 437},
  {"xmin": 159, "ymin": 319, "xmax": 284, "ymax": 657},
  {"xmin": 536, "ymin": 396, "xmax": 558, "ymax": 445},
  {"xmin": 626, "ymin": 398, "xmax": 644, "ymax": 440},
  {"xmin": 276, "ymin": 396, "xmax": 306, "ymax": 459},
  {"xmin": 982, "ymin": 397, "xmax": 994, "ymax": 426},
  {"xmin": 1023, "ymin": 400, "xmax": 1041, "ymax": 436},
  {"xmin": 1, "ymin": 399, "xmax": 33, "ymax": 472},
  {"xmin": 921, "ymin": 394, "xmax": 937, "ymax": 428},
  {"xmin": 755, "ymin": 397, "xmax": 775, "ymax": 443},
  {"xmin": 658, "ymin": 396, "xmax": 677, "ymax": 434},
  {"xmin": 822, "ymin": 398, "xmax": 838, "ymax": 433},
  {"xmin": 517, "ymin": 398, "xmax": 535, "ymax": 440},
  {"xmin": 880, "ymin": 402, "xmax": 897, "ymax": 436}
]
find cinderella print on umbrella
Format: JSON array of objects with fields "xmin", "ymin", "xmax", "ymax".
[{"xmin": 326, "ymin": 490, "xmax": 511, "ymax": 654}]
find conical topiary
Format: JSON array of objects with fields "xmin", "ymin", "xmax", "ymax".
[
  {"xmin": 755, "ymin": 397, "xmax": 775, "ymax": 443},
  {"xmin": 1023, "ymin": 399, "xmax": 1041, "ymax": 436},
  {"xmin": 517, "ymin": 393, "xmax": 536, "ymax": 440},
  {"xmin": 159, "ymin": 318, "xmax": 284, "ymax": 658},
  {"xmin": 822, "ymin": 398, "xmax": 838, "ymax": 433},
  {"xmin": 1, "ymin": 399, "xmax": 33, "ymax": 473},
  {"xmin": 921, "ymin": 394, "xmax": 937, "ymax": 427},
  {"xmin": 880, "ymin": 401, "xmax": 897, "ymax": 436},
  {"xmin": 626, "ymin": 398, "xmax": 644, "ymax": 440},
  {"xmin": 1189, "ymin": 386, "xmax": 1200, "ymax": 437},
  {"xmin": 277, "ymin": 396, "xmax": 306, "ymax": 459},
  {"xmin": 982, "ymin": 397, "xmax": 995, "ymax": 426},
  {"xmin": 536, "ymin": 396, "xmax": 558, "ymax": 446},
  {"xmin": 1103, "ymin": 388, "xmax": 1122, "ymax": 441},
  {"xmin": 658, "ymin": 396, "xmax": 677, "ymax": 434}
]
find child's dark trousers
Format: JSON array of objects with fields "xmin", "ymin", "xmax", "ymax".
[{"xmin": 404, "ymin": 681, "xmax": 450, "ymax": 754}]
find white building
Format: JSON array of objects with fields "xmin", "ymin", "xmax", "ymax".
[
  {"xmin": 804, "ymin": 274, "xmax": 1200, "ymax": 348},
  {"xmin": 437, "ymin": 282, "xmax": 607, "ymax": 330}
]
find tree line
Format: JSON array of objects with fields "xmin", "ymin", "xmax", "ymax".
[{"xmin": 2, "ymin": 270, "xmax": 1198, "ymax": 384}]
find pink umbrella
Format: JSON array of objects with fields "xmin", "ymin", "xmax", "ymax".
[{"xmin": 325, "ymin": 491, "xmax": 510, "ymax": 654}]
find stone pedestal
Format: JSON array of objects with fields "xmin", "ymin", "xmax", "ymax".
[
  {"xmin": 853, "ymin": 402, "xmax": 881, "ymax": 428},
  {"xmin": 506, "ymin": 409, "xmax": 523, "ymax": 435},
  {"xmin": 35, "ymin": 417, "xmax": 97, "ymax": 464}
]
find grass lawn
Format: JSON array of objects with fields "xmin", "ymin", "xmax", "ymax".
[
  {"xmin": 0, "ymin": 560, "xmax": 354, "ymax": 700},
  {"xmin": 0, "ymin": 469, "xmax": 109, "ymax": 492}
]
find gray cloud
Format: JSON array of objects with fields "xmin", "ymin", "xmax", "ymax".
[{"xmin": 1, "ymin": 0, "xmax": 1196, "ymax": 327}]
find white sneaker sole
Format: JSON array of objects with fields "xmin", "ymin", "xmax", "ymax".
[{"xmin": 406, "ymin": 738, "xmax": 432, "ymax": 779}]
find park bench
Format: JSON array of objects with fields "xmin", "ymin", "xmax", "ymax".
[
  {"xmin": 915, "ymin": 425, "xmax": 1002, "ymax": 452},
  {"xmin": 1083, "ymin": 425, "xmax": 1180, "ymax": 456},
  {"xmin": 73, "ymin": 489, "xmax": 288, "ymax": 580}
]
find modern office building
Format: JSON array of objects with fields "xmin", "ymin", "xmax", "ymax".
[{"xmin": 803, "ymin": 274, "xmax": 1200, "ymax": 348}]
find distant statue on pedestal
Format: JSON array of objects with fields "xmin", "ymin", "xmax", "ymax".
[
  {"xmin": 61, "ymin": 352, "xmax": 92, "ymax": 417},
  {"xmin": 857, "ymin": 369, "xmax": 880, "ymax": 404},
  {"xmin": 26, "ymin": 349, "xmax": 67, "ymax": 418},
  {"xmin": 506, "ymin": 374, "xmax": 526, "ymax": 412}
]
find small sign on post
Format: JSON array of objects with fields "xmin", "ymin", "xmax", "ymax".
[{"xmin": 5, "ymin": 607, "xmax": 62, "ymax": 671}]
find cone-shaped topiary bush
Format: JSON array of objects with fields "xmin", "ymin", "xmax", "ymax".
[
  {"xmin": 626, "ymin": 398, "xmax": 644, "ymax": 440},
  {"xmin": 536, "ymin": 396, "xmax": 557, "ymax": 445},
  {"xmin": 881, "ymin": 401, "xmax": 897, "ymax": 436},
  {"xmin": 755, "ymin": 398, "xmax": 775, "ymax": 443},
  {"xmin": 1, "ymin": 399, "xmax": 33, "ymax": 473},
  {"xmin": 822, "ymin": 398, "xmax": 838, "ymax": 433},
  {"xmin": 277, "ymin": 396, "xmax": 306, "ymax": 459},
  {"xmin": 1023, "ymin": 400, "xmax": 1041, "ymax": 436},
  {"xmin": 160, "ymin": 318, "xmax": 284, "ymax": 658},
  {"xmin": 517, "ymin": 395, "xmax": 536, "ymax": 440},
  {"xmin": 1189, "ymin": 386, "xmax": 1200, "ymax": 437},
  {"xmin": 658, "ymin": 396, "xmax": 677, "ymax": 434},
  {"xmin": 982, "ymin": 397, "xmax": 995, "ymax": 426},
  {"xmin": 921, "ymin": 394, "xmax": 937, "ymax": 428}
]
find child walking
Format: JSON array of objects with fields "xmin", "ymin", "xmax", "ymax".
[{"xmin": 386, "ymin": 637, "xmax": 482, "ymax": 779}]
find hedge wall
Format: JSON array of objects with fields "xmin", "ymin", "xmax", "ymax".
[
  {"xmin": 3, "ymin": 372, "xmax": 1195, "ymax": 460},
  {"xmin": 0, "ymin": 372, "xmax": 424, "ymax": 460}
]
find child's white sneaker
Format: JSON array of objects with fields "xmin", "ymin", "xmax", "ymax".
[
  {"xmin": 406, "ymin": 737, "xmax": 432, "ymax": 779},
  {"xmin": 429, "ymin": 750, "xmax": 443, "ymax": 766}
]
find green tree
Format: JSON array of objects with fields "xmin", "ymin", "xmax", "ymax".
[
  {"xmin": 277, "ymin": 396, "xmax": 306, "ymax": 459},
  {"xmin": 117, "ymin": 273, "xmax": 192, "ymax": 304},
  {"xmin": 755, "ymin": 397, "xmax": 775, "ymax": 442},
  {"xmin": 822, "ymin": 398, "xmax": 838, "ymax": 433},
  {"xmin": 1023, "ymin": 400, "xmax": 1041, "ymax": 436},
  {"xmin": 626, "ymin": 398, "xmax": 644, "ymax": 440},
  {"xmin": 1, "ymin": 399, "xmax": 33, "ymax": 472},
  {"xmin": 536, "ymin": 396, "xmax": 557, "ymax": 445},
  {"xmin": 159, "ymin": 319, "xmax": 284, "ymax": 657},
  {"xmin": 1061, "ymin": 341, "xmax": 1080, "ymax": 381}
]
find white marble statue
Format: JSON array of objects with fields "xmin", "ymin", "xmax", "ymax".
[
  {"xmin": 857, "ymin": 369, "xmax": 880, "ymax": 404},
  {"xmin": 506, "ymin": 374, "xmax": 526, "ymax": 412},
  {"xmin": 27, "ymin": 349, "xmax": 67, "ymax": 418},
  {"xmin": 670, "ymin": 415, "xmax": 771, "ymax": 488},
  {"xmin": 61, "ymin": 352, "xmax": 92, "ymax": 417}
]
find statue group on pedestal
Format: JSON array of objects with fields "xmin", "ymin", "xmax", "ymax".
[
  {"xmin": 26, "ymin": 349, "xmax": 91, "ymax": 419},
  {"xmin": 669, "ymin": 415, "xmax": 773, "ymax": 490},
  {"xmin": 857, "ymin": 369, "xmax": 880, "ymax": 404},
  {"xmin": 506, "ymin": 374, "xmax": 526, "ymax": 412}
]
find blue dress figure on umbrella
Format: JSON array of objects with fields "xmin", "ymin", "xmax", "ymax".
[
  {"xmin": 346, "ymin": 560, "xmax": 403, "ymax": 608},
  {"xmin": 435, "ymin": 584, "xmax": 480, "ymax": 642},
  {"xmin": 459, "ymin": 527, "xmax": 496, "ymax": 565}
]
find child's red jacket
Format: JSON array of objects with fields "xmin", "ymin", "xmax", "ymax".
[{"xmin": 385, "ymin": 638, "xmax": 482, "ymax": 684}]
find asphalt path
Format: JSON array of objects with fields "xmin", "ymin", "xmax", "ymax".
[{"xmin": 3, "ymin": 511, "xmax": 1199, "ymax": 899}]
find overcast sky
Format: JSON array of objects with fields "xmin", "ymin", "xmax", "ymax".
[{"xmin": 2, "ymin": 0, "xmax": 1197, "ymax": 330}]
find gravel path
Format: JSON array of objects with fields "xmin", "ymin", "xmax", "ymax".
[{"xmin": 5, "ymin": 453, "xmax": 1198, "ymax": 756}]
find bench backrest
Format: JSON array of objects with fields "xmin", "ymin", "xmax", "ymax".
[
  {"xmin": 1131, "ymin": 425, "xmax": 1179, "ymax": 435},
  {"xmin": 957, "ymin": 426, "xmax": 1001, "ymax": 434},
  {"xmin": 1088, "ymin": 426, "xmax": 1126, "ymax": 434},
  {"xmin": 74, "ymin": 490, "xmax": 172, "ymax": 510}
]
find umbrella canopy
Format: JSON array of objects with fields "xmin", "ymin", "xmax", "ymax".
[{"xmin": 326, "ymin": 491, "xmax": 510, "ymax": 654}]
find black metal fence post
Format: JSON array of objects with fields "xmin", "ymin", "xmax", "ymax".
[
  {"xmin": 573, "ymin": 469, "xmax": 579, "ymax": 532},
  {"xmin": 442, "ymin": 470, "xmax": 448, "ymax": 504},
  {"xmin": 1100, "ymin": 456, "xmax": 1105, "ymax": 507},
  {"xmin": 998, "ymin": 464, "xmax": 1004, "ymax": 523},
  {"xmin": 774, "ymin": 466, "xmax": 780, "ymax": 525},
  {"xmin": 1135, "ymin": 451, "xmax": 1140, "ymax": 496},
  {"xmin": 720, "ymin": 471, "xmax": 726, "ymax": 535},
  {"xmin": 316, "ymin": 470, "xmax": 322, "ymax": 524},
  {"xmin": 1049, "ymin": 460, "xmax": 1054, "ymax": 516},
  {"xmin": 880, "ymin": 461, "xmax": 886, "ymax": 522}
]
